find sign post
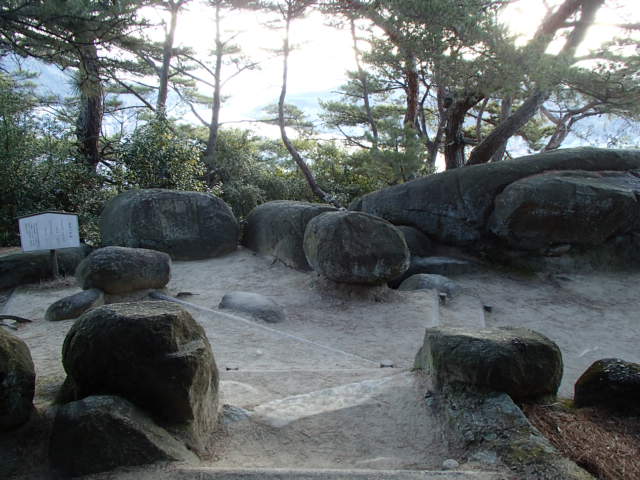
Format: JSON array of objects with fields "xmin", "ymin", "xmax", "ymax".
[{"xmin": 18, "ymin": 212, "xmax": 81, "ymax": 278}]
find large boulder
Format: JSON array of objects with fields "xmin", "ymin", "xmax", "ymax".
[
  {"xmin": 574, "ymin": 358, "xmax": 640, "ymax": 414},
  {"xmin": 61, "ymin": 301, "xmax": 219, "ymax": 454},
  {"xmin": 243, "ymin": 200, "xmax": 337, "ymax": 270},
  {"xmin": 0, "ymin": 329, "xmax": 35, "ymax": 430},
  {"xmin": 395, "ymin": 226, "xmax": 433, "ymax": 257},
  {"xmin": 489, "ymin": 171, "xmax": 640, "ymax": 250},
  {"xmin": 303, "ymin": 211, "xmax": 410, "ymax": 285},
  {"xmin": 45, "ymin": 288, "xmax": 104, "ymax": 322},
  {"xmin": 219, "ymin": 291, "xmax": 286, "ymax": 324},
  {"xmin": 351, "ymin": 148, "xmax": 640, "ymax": 247},
  {"xmin": 75, "ymin": 246, "xmax": 171, "ymax": 294},
  {"xmin": 0, "ymin": 246, "xmax": 91, "ymax": 289},
  {"xmin": 49, "ymin": 395, "xmax": 197, "ymax": 477},
  {"xmin": 415, "ymin": 326, "xmax": 563, "ymax": 401},
  {"xmin": 100, "ymin": 189, "xmax": 239, "ymax": 260}
]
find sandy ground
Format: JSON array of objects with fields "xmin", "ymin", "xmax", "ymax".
[{"xmin": 2, "ymin": 247, "xmax": 638, "ymax": 478}]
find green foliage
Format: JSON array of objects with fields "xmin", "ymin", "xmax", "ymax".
[
  {"xmin": 0, "ymin": 73, "xmax": 109, "ymax": 246},
  {"xmin": 113, "ymin": 116, "xmax": 208, "ymax": 192}
]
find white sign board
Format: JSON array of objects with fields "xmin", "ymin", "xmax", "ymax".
[{"xmin": 18, "ymin": 212, "xmax": 80, "ymax": 252}]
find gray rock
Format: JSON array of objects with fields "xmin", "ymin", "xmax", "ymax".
[
  {"xmin": 303, "ymin": 211, "xmax": 409, "ymax": 285},
  {"xmin": 415, "ymin": 326, "xmax": 563, "ymax": 401},
  {"xmin": 243, "ymin": 200, "xmax": 337, "ymax": 270},
  {"xmin": 389, "ymin": 256, "xmax": 480, "ymax": 288},
  {"xmin": 219, "ymin": 291, "xmax": 286, "ymax": 323},
  {"xmin": 222, "ymin": 404, "xmax": 251, "ymax": 424},
  {"xmin": 0, "ymin": 328, "xmax": 35, "ymax": 430},
  {"xmin": 489, "ymin": 170, "xmax": 640, "ymax": 250},
  {"xmin": 351, "ymin": 148, "xmax": 640, "ymax": 247},
  {"xmin": 574, "ymin": 358, "xmax": 640, "ymax": 414},
  {"xmin": 442, "ymin": 459, "xmax": 460, "ymax": 470},
  {"xmin": 45, "ymin": 288, "xmax": 104, "ymax": 322},
  {"xmin": 0, "ymin": 246, "xmax": 91, "ymax": 289},
  {"xmin": 440, "ymin": 384, "xmax": 593, "ymax": 479},
  {"xmin": 100, "ymin": 189, "xmax": 239, "ymax": 260},
  {"xmin": 49, "ymin": 395, "xmax": 197, "ymax": 477},
  {"xmin": 398, "ymin": 274, "xmax": 461, "ymax": 296},
  {"xmin": 75, "ymin": 246, "xmax": 171, "ymax": 294},
  {"xmin": 395, "ymin": 226, "xmax": 433, "ymax": 257},
  {"xmin": 61, "ymin": 301, "xmax": 218, "ymax": 455}
]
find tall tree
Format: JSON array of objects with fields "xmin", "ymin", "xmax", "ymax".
[
  {"xmin": 269, "ymin": 0, "xmax": 339, "ymax": 205},
  {"xmin": 0, "ymin": 0, "xmax": 148, "ymax": 169}
]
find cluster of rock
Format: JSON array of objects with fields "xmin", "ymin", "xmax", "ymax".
[
  {"xmin": 242, "ymin": 199, "xmax": 470, "ymax": 292},
  {"xmin": 413, "ymin": 326, "xmax": 640, "ymax": 416},
  {"xmin": 2, "ymin": 299, "xmax": 220, "ymax": 477},
  {"xmin": 52, "ymin": 301, "xmax": 218, "ymax": 476},
  {"xmin": 351, "ymin": 147, "xmax": 640, "ymax": 270},
  {"xmin": 1, "ymin": 229, "xmax": 227, "ymax": 476}
]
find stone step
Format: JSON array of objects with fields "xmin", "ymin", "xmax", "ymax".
[{"xmin": 136, "ymin": 467, "xmax": 506, "ymax": 480}]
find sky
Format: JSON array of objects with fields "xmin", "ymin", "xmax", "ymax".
[
  {"xmin": 162, "ymin": 0, "xmax": 640, "ymax": 140},
  {"xmin": 6, "ymin": 0, "xmax": 640, "ymax": 149}
]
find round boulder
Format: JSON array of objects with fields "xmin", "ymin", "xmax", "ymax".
[
  {"xmin": 0, "ymin": 329, "xmax": 35, "ymax": 430},
  {"xmin": 100, "ymin": 189, "xmax": 239, "ymax": 260},
  {"xmin": 303, "ymin": 211, "xmax": 409, "ymax": 285},
  {"xmin": 243, "ymin": 200, "xmax": 338, "ymax": 270},
  {"xmin": 414, "ymin": 326, "xmax": 563, "ymax": 401},
  {"xmin": 574, "ymin": 358, "xmax": 640, "ymax": 414},
  {"xmin": 45, "ymin": 289, "xmax": 104, "ymax": 322},
  {"xmin": 219, "ymin": 291, "xmax": 286, "ymax": 323},
  {"xmin": 61, "ymin": 301, "xmax": 218, "ymax": 454},
  {"xmin": 75, "ymin": 246, "xmax": 170, "ymax": 294}
]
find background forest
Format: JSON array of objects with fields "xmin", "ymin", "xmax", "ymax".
[{"xmin": 1, "ymin": 0, "xmax": 639, "ymax": 245}]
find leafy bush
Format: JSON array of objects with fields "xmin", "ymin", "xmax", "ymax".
[{"xmin": 112, "ymin": 116, "xmax": 208, "ymax": 192}]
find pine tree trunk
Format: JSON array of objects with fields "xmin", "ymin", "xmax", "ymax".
[
  {"xmin": 157, "ymin": 3, "xmax": 179, "ymax": 113},
  {"xmin": 76, "ymin": 41, "xmax": 103, "ymax": 170},
  {"xmin": 204, "ymin": 2, "xmax": 223, "ymax": 170},
  {"xmin": 278, "ymin": 5, "xmax": 338, "ymax": 207}
]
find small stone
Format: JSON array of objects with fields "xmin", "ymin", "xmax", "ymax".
[
  {"xmin": 379, "ymin": 360, "xmax": 394, "ymax": 368},
  {"xmin": 442, "ymin": 459, "xmax": 460, "ymax": 470},
  {"xmin": 45, "ymin": 289, "xmax": 104, "ymax": 322},
  {"xmin": 222, "ymin": 404, "xmax": 251, "ymax": 424},
  {"xmin": 470, "ymin": 450, "xmax": 499, "ymax": 465},
  {"xmin": 219, "ymin": 291, "xmax": 286, "ymax": 324}
]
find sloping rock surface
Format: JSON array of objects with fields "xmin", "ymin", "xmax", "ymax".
[
  {"xmin": 101, "ymin": 189, "xmax": 239, "ymax": 260},
  {"xmin": 49, "ymin": 395, "xmax": 196, "ymax": 477},
  {"xmin": 489, "ymin": 170, "xmax": 640, "ymax": 249},
  {"xmin": 351, "ymin": 148, "xmax": 640, "ymax": 248}
]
